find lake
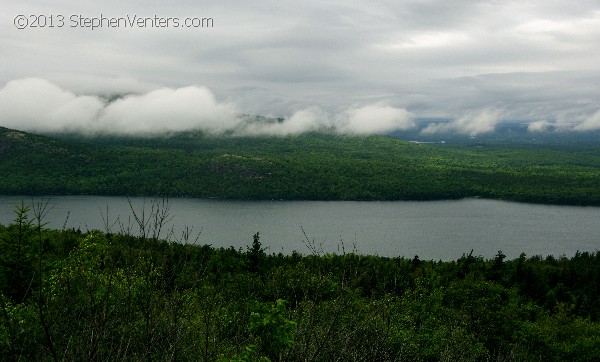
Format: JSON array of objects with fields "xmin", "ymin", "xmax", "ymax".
[{"xmin": 0, "ymin": 195, "xmax": 599, "ymax": 260}]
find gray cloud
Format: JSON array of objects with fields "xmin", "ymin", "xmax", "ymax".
[{"xmin": 2, "ymin": 0, "xmax": 600, "ymax": 134}]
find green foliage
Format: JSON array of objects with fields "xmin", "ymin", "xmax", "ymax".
[
  {"xmin": 522, "ymin": 304, "xmax": 600, "ymax": 361},
  {"xmin": 222, "ymin": 344, "xmax": 270, "ymax": 362},
  {"xmin": 249, "ymin": 299, "xmax": 296, "ymax": 361},
  {"xmin": 220, "ymin": 299, "xmax": 296, "ymax": 362},
  {"xmin": 1, "ymin": 126, "xmax": 600, "ymax": 205}
]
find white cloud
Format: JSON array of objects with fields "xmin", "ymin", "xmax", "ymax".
[
  {"xmin": 0, "ymin": 78, "xmax": 104, "ymax": 132},
  {"xmin": 377, "ymin": 31, "xmax": 470, "ymax": 50},
  {"xmin": 421, "ymin": 108, "xmax": 504, "ymax": 135},
  {"xmin": 0, "ymin": 78, "xmax": 414, "ymax": 136},
  {"xmin": 236, "ymin": 103, "xmax": 414, "ymax": 136},
  {"xmin": 574, "ymin": 110, "xmax": 600, "ymax": 131},
  {"xmin": 99, "ymin": 86, "xmax": 240, "ymax": 134},
  {"xmin": 335, "ymin": 103, "xmax": 414, "ymax": 134},
  {"xmin": 236, "ymin": 107, "xmax": 329, "ymax": 136},
  {"xmin": 527, "ymin": 120, "xmax": 552, "ymax": 132},
  {"xmin": 0, "ymin": 78, "xmax": 239, "ymax": 134}
]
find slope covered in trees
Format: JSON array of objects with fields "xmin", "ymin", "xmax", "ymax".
[{"xmin": 1, "ymin": 126, "xmax": 600, "ymax": 205}]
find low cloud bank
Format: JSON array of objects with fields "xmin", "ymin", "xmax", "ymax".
[
  {"xmin": 527, "ymin": 120, "xmax": 553, "ymax": 132},
  {"xmin": 337, "ymin": 103, "xmax": 414, "ymax": 135},
  {"xmin": 0, "ymin": 78, "xmax": 239, "ymax": 134},
  {"xmin": 3, "ymin": 78, "xmax": 598, "ymax": 136},
  {"xmin": 238, "ymin": 104, "xmax": 414, "ymax": 136},
  {"xmin": 0, "ymin": 78, "xmax": 414, "ymax": 136},
  {"xmin": 0, "ymin": 78, "xmax": 105, "ymax": 132},
  {"xmin": 100, "ymin": 86, "xmax": 240, "ymax": 134},
  {"xmin": 526, "ymin": 111, "xmax": 600, "ymax": 133},
  {"xmin": 574, "ymin": 110, "xmax": 600, "ymax": 131},
  {"xmin": 421, "ymin": 108, "xmax": 504, "ymax": 135}
]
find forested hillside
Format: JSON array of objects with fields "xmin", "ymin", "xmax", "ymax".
[{"xmin": 1, "ymin": 126, "xmax": 600, "ymax": 204}]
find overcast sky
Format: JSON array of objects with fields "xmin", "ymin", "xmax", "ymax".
[{"xmin": 1, "ymin": 0, "xmax": 600, "ymax": 134}]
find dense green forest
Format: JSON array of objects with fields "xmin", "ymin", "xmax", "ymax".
[
  {"xmin": 1, "ymin": 126, "xmax": 600, "ymax": 205},
  {"xmin": 1, "ymin": 202, "xmax": 599, "ymax": 361}
]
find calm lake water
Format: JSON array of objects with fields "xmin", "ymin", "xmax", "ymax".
[{"xmin": 1, "ymin": 196, "xmax": 599, "ymax": 261}]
